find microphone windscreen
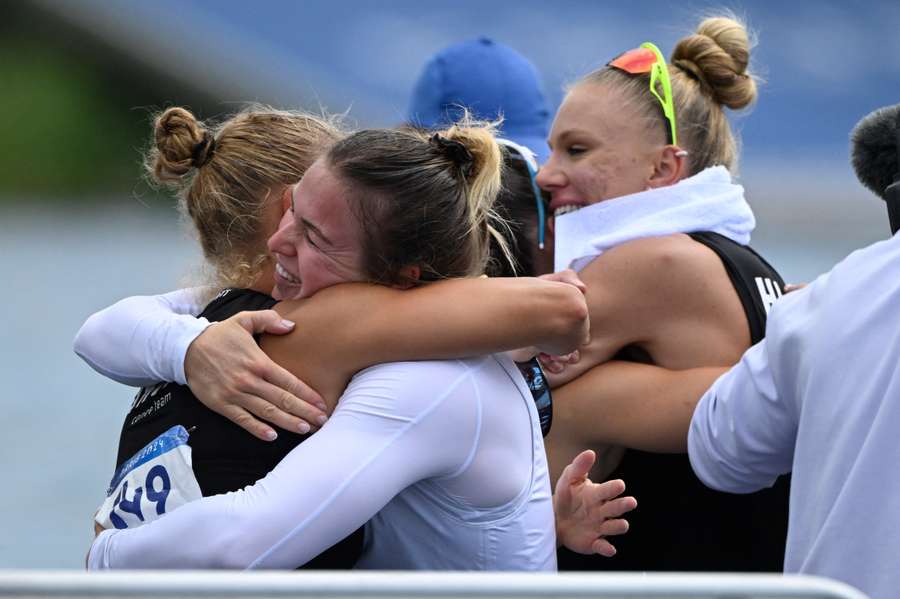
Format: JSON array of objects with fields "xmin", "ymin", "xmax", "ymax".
[{"xmin": 850, "ymin": 103, "xmax": 900, "ymax": 201}]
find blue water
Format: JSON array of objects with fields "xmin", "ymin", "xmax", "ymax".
[
  {"xmin": 0, "ymin": 205, "xmax": 200, "ymax": 568},
  {"xmin": 0, "ymin": 199, "xmax": 887, "ymax": 568}
]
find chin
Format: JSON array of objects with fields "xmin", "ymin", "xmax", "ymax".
[{"xmin": 284, "ymin": 286, "xmax": 306, "ymax": 300}]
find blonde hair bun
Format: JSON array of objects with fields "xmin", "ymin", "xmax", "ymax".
[
  {"xmin": 440, "ymin": 117, "xmax": 513, "ymax": 275},
  {"xmin": 150, "ymin": 107, "xmax": 213, "ymax": 184},
  {"xmin": 671, "ymin": 16, "xmax": 757, "ymax": 110},
  {"xmin": 442, "ymin": 121, "xmax": 502, "ymax": 204}
]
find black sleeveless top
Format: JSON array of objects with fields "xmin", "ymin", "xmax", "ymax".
[
  {"xmin": 557, "ymin": 232, "xmax": 790, "ymax": 572},
  {"xmin": 115, "ymin": 288, "xmax": 363, "ymax": 569}
]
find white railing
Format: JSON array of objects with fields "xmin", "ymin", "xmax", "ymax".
[{"xmin": 0, "ymin": 571, "xmax": 868, "ymax": 599}]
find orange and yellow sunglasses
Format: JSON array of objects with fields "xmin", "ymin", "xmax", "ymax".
[{"xmin": 608, "ymin": 42, "xmax": 678, "ymax": 146}]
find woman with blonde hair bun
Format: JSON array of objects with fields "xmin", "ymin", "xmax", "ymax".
[
  {"xmin": 81, "ymin": 107, "xmax": 636, "ymax": 570},
  {"xmin": 146, "ymin": 105, "xmax": 346, "ymax": 292},
  {"xmin": 533, "ymin": 16, "xmax": 791, "ymax": 571}
]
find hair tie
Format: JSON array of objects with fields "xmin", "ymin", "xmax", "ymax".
[
  {"xmin": 191, "ymin": 131, "xmax": 217, "ymax": 168},
  {"xmin": 429, "ymin": 133, "xmax": 474, "ymax": 177},
  {"xmin": 672, "ymin": 58, "xmax": 712, "ymax": 94}
]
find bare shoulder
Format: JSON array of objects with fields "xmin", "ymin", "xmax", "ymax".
[
  {"xmin": 580, "ymin": 234, "xmax": 726, "ymax": 291},
  {"xmin": 571, "ymin": 234, "xmax": 750, "ymax": 365}
]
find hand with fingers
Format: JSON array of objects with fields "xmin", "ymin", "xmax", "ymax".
[
  {"xmin": 537, "ymin": 269, "xmax": 591, "ymax": 355},
  {"xmin": 784, "ymin": 283, "xmax": 807, "ymax": 293},
  {"xmin": 183, "ymin": 309, "xmax": 329, "ymax": 441},
  {"xmin": 538, "ymin": 349, "xmax": 581, "ymax": 377},
  {"xmin": 539, "ymin": 269, "xmax": 587, "ymax": 294},
  {"xmin": 554, "ymin": 450, "xmax": 637, "ymax": 557}
]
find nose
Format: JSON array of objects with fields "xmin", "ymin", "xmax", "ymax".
[
  {"xmin": 267, "ymin": 210, "xmax": 297, "ymax": 256},
  {"xmin": 535, "ymin": 154, "xmax": 565, "ymax": 191}
]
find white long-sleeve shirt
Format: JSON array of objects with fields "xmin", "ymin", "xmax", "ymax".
[
  {"xmin": 89, "ymin": 355, "xmax": 557, "ymax": 570},
  {"xmin": 689, "ymin": 233, "xmax": 900, "ymax": 598},
  {"xmin": 73, "ymin": 288, "xmax": 210, "ymax": 387}
]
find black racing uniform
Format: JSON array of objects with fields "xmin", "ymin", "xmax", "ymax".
[
  {"xmin": 114, "ymin": 288, "xmax": 363, "ymax": 569},
  {"xmin": 558, "ymin": 232, "xmax": 791, "ymax": 572}
]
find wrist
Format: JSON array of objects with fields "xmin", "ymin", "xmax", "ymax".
[{"xmin": 178, "ymin": 317, "xmax": 213, "ymax": 386}]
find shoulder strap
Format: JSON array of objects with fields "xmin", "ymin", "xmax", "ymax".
[
  {"xmin": 199, "ymin": 288, "xmax": 277, "ymax": 323},
  {"xmin": 688, "ymin": 232, "xmax": 785, "ymax": 343}
]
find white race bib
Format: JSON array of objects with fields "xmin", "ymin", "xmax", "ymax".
[{"xmin": 95, "ymin": 425, "xmax": 202, "ymax": 530}]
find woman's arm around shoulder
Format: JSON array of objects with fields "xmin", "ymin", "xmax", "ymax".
[
  {"xmin": 262, "ymin": 277, "xmax": 589, "ymax": 404},
  {"xmin": 73, "ymin": 287, "xmax": 320, "ymax": 441},
  {"xmin": 88, "ymin": 360, "xmax": 481, "ymax": 569},
  {"xmin": 73, "ymin": 288, "xmax": 211, "ymax": 387}
]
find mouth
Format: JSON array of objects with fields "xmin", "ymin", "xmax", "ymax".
[
  {"xmin": 275, "ymin": 262, "xmax": 301, "ymax": 286},
  {"xmin": 553, "ymin": 205, "xmax": 582, "ymax": 218},
  {"xmin": 547, "ymin": 203, "xmax": 583, "ymax": 236}
]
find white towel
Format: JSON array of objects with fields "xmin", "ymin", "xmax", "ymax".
[{"xmin": 554, "ymin": 166, "xmax": 756, "ymax": 272}]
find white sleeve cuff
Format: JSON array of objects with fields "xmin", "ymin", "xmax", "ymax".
[
  {"xmin": 158, "ymin": 315, "xmax": 212, "ymax": 386},
  {"xmin": 73, "ymin": 288, "xmax": 212, "ymax": 388}
]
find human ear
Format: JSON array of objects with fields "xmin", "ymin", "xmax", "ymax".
[
  {"xmin": 280, "ymin": 184, "xmax": 294, "ymax": 212},
  {"xmin": 393, "ymin": 265, "xmax": 421, "ymax": 289},
  {"xmin": 648, "ymin": 146, "xmax": 689, "ymax": 189}
]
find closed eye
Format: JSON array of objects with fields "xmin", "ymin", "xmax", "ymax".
[
  {"xmin": 566, "ymin": 145, "xmax": 587, "ymax": 157},
  {"xmin": 304, "ymin": 228, "xmax": 320, "ymax": 250}
]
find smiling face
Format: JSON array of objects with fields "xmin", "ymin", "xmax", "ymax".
[
  {"xmin": 266, "ymin": 159, "xmax": 366, "ymax": 300},
  {"xmin": 536, "ymin": 82, "xmax": 665, "ymax": 228}
]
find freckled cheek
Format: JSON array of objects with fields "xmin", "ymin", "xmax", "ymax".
[
  {"xmin": 585, "ymin": 153, "xmax": 646, "ymax": 202},
  {"xmin": 572, "ymin": 165, "xmax": 609, "ymax": 204}
]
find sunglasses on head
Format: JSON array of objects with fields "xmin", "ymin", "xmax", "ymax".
[
  {"xmin": 497, "ymin": 138, "xmax": 547, "ymax": 250},
  {"xmin": 608, "ymin": 42, "xmax": 678, "ymax": 147}
]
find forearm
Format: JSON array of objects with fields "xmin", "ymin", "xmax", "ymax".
[
  {"xmin": 73, "ymin": 288, "xmax": 211, "ymax": 387},
  {"xmin": 88, "ymin": 366, "xmax": 471, "ymax": 569},
  {"xmin": 376, "ymin": 277, "xmax": 588, "ymax": 356},
  {"xmin": 269, "ymin": 278, "xmax": 588, "ymax": 380},
  {"xmin": 554, "ymin": 361, "xmax": 726, "ymax": 453},
  {"xmin": 89, "ymin": 428, "xmax": 395, "ymax": 570},
  {"xmin": 89, "ymin": 493, "xmax": 246, "ymax": 569}
]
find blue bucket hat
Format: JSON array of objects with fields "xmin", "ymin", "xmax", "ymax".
[{"xmin": 408, "ymin": 37, "xmax": 551, "ymax": 164}]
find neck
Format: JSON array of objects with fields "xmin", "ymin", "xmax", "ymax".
[{"xmin": 250, "ymin": 262, "xmax": 276, "ymax": 296}]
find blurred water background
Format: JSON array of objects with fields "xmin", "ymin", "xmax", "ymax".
[{"xmin": 1, "ymin": 0, "xmax": 897, "ymax": 568}]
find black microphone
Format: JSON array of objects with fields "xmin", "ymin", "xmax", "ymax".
[{"xmin": 850, "ymin": 103, "xmax": 900, "ymax": 235}]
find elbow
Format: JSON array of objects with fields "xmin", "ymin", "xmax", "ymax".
[
  {"xmin": 687, "ymin": 416, "xmax": 757, "ymax": 495},
  {"xmin": 73, "ymin": 310, "xmax": 105, "ymax": 364},
  {"xmin": 73, "ymin": 296, "xmax": 141, "ymax": 363}
]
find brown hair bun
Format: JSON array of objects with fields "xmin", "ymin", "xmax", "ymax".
[
  {"xmin": 150, "ymin": 107, "xmax": 213, "ymax": 184},
  {"xmin": 671, "ymin": 16, "xmax": 757, "ymax": 110}
]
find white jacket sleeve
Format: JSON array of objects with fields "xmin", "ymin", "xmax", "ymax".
[
  {"xmin": 73, "ymin": 288, "xmax": 212, "ymax": 387},
  {"xmin": 688, "ymin": 288, "xmax": 809, "ymax": 494},
  {"xmin": 87, "ymin": 360, "xmax": 481, "ymax": 569}
]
